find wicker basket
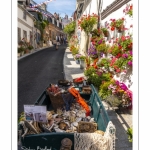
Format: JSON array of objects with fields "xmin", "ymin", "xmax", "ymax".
[
  {"xmin": 47, "ymin": 90, "xmax": 64, "ymax": 111},
  {"xmin": 77, "ymin": 121, "xmax": 97, "ymax": 133}
]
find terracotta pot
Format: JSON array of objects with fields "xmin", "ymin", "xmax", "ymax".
[
  {"xmin": 116, "ymin": 25, "xmax": 124, "ymax": 33},
  {"xmin": 104, "ymin": 31, "xmax": 109, "ymax": 37},
  {"xmin": 25, "ymin": 49, "xmax": 30, "ymax": 54}
]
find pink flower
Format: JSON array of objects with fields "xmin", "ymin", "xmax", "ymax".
[
  {"xmin": 122, "ymin": 53, "xmax": 128, "ymax": 58},
  {"xmin": 129, "ymin": 51, "xmax": 132, "ymax": 56},
  {"xmin": 120, "ymin": 83, "xmax": 128, "ymax": 91},
  {"xmin": 115, "ymin": 80, "xmax": 120, "ymax": 85},
  {"xmin": 128, "ymin": 61, "xmax": 132, "ymax": 66}
]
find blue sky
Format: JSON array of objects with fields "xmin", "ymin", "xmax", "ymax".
[{"xmin": 33, "ymin": 0, "xmax": 76, "ymax": 18}]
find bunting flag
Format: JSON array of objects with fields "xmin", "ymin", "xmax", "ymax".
[
  {"xmin": 30, "ymin": 0, "xmax": 54, "ymax": 8},
  {"xmin": 31, "ymin": 7, "xmax": 63, "ymax": 24}
]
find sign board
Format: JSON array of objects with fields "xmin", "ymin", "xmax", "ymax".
[{"xmin": 24, "ymin": 105, "xmax": 47, "ymax": 123}]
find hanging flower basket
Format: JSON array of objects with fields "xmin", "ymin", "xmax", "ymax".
[
  {"xmin": 90, "ymin": 54, "xmax": 98, "ymax": 59},
  {"xmin": 116, "ymin": 25, "xmax": 124, "ymax": 33}
]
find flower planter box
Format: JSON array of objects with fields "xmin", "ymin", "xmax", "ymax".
[
  {"xmin": 79, "ymin": 60, "xmax": 85, "ymax": 69},
  {"xmin": 18, "ymin": 53, "xmax": 21, "ymax": 57},
  {"xmin": 75, "ymin": 59, "xmax": 80, "ymax": 64}
]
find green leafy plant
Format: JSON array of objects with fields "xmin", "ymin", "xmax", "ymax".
[
  {"xmin": 28, "ymin": 45, "xmax": 34, "ymax": 50},
  {"xmin": 18, "ymin": 46, "xmax": 25, "ymax": 53},
  {"xmin": 37, "ymin": 12, "xmax": 43, "ymax": 21},
  {"xmin": 101, "ymin": 28, "xmax": 109, "ymax": 37},
  {"xmin": 71, "ymin": 47, "xmax": 79, "ymax": 55},
  {"xmin": 78, "ymin": 14, "xmax": 98, "ymax": 34},
  {"xmin": 123, "ymin": 4, "xmax": 133, "ymax": 17},
  {"xmin": 91, "ymin": 28, "xmax": 103, "ymax": 37},
  {"xmin": 127, "ymin": 127, "xmax": 133, "ymax": 142},
  {"xmin": 79, "ymin": 55, "xmax": 86, "ymax": 60},
  {"xmin": 84, "ymin": 67, "xmax": 101, "ymax": 87},
  {"xmin": 115, "ymin": 18, "xmax": 124, "ymax": 28},
  {"xmin": 96, "ymin": 43, "xmax": 108, "ymax": 54},
  {"xmin": 110, "ymin": 45, "xmax": 121, "ymax": 56},
  {"xmin": 97, "ymin": 58, "xmax": 110, "ymax": 69},
  {"xmin": 105, "ymin": 95, "xmax": 122, "ymax": 107},
  {"xmin": 99, "ymin": 80, "xmax": 114, "ymax": 99},
  {"xmin": 118, "ymin": 36, "xmax": 133, "ymax": 51},
  {"xmin": 63, "ymin": 21, "xmax": 76, "ymax": 39}
]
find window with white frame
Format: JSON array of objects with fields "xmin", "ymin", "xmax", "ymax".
[
  {"xmin": 23, "ymin": 30, "xmax": 27, "ymax": 41},
  {"xmin": 23, "ymin": 10, "xmax": 27, "ymax": 20},
  {"xmin": 52, "ymin": 18, "xmax": 54, "ymax": 24},
  {"xmin": 18, "ymin": 27, "xmax": 21, "ymax": 43}
]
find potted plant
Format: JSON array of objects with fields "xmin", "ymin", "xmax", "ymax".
[
  {"xmin": 74, "ymin": 54, "xmax": 81, "ymax": 64},
  {"xmin": 96, "ymin": 43, "xmax": 108, "ymax": 55},
  {"xmin": 78, "ymin": 14, "xmax": 98, "ymax": 52},
  {"xmin": 97, "ymin": 58, "xmax": 110, "ymax": 70},
  {"xmin": 18, "ymin": 46, "xmax": 25, "ymax": 57},
  {"xmin": 101, "ymin": 28, "xmax": 109, "ymax": 37},
  {"xmin": 115, "ymin": 18, "xmax": 124, "ymax": 32},
  {"xmin": 79, "ymin": 55, "xmax": 86, "ymax": 69},
  {"xmin": 71, "ymin": 47, "xmax": 79, "ymax": 56},
  {"xmin": 123, "ymin": 4, "xmax": 133, "ymax": 17},
  {"xmin": 88, "ymin": 43, "xmax": 98, "ymax": 59},
  {"xmin": 28, "ymin": 45, "xmax": 34, "ymax": 53}
]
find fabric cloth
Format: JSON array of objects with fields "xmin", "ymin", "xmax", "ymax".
[
  {"xmin": 68, "ymin": 87, "xmax": 90, "ymax": 116},
  {"xmin": 61, "ymin": 93, "xmax": 75, "ymax": 111}
]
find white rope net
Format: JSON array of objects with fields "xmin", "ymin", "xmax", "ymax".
[{"xmin": 74, "ymin": 121, "xmax": 116, "ymax": 150}]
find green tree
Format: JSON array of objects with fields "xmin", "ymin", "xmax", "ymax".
[{"xmin": 63, "ymin": 21, "xmax": 76, "ymax": 40}]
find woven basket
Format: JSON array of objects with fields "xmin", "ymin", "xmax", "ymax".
[
  {"xmin": 77, "ymin": 121, "xmax": 97, "ymax": 133},
  {"xmin": 47, "ymin": 90, "xmax": 64, "ymax": 111}
]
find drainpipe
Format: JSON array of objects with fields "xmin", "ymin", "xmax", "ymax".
[{"xmin": 97, "ymin": 0, "xmax": 103, "ymax": 29}]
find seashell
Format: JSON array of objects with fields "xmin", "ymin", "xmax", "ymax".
[
  {"xmin": 57, "ymin": 108, "xmax": 63, "ymax": 115},
  {"xmin": 48, "ymin": 118, "xmax": 54, "ymax": 125},
  {"xmin": 75, "ymin": 117, "xmax": 82, "ymax": 122},
  {"xmin": 74, "ymin": 109, "xmax": 78, "ymax": 113},
  {"xmin": 82, "ymin": 118, "xmax": 88, "ymax": 122},
  {"xmin": 66, "ymin": 130, "xmax": 74, "ymax": 133},
  {"xmin": 69, "ymin": 115, "xmax": 76, "ymax": 123},
  {"xmin": 54, "ymin": 127, "xmax": 65, "ymax": 132},
  {"xmin": 53, "ymin": 124, "xmax": 59, "ymax": 128},
  {"xmin": 63, "ymin": 121, "xmax": 70, "ymax": 127},
  {"xmin": 86, "ymin": 116, "xmax": 91, "ymax": 120},
  {"xmin": 59, "ymin": 122, "xmax": 68, "ymax": 130},
  {"xmin": 50, "ymin": 110, "xmax": 55, "ymax": 115},
  {"xmin": 53, "ymin": 114, "xmax": 59, "ymax": 118},
  {"xmin": 76, "ymin": 111, "xmax": 86, "ymax": 118},
  {"xmin": 63, "ymin": 111, "xmax": 70, "ymax": 119},
  {"xmin": 70, "ymin": 125, "xmax": 77, "ymax": 131},
  {"xmin": 89, "ymin": 118, "xmax": 95, "ymax": 122},
  {"xmin": 70, "ymin": 111, "xmax": 76, "ymax": 115},
  {"xmin": 46, "ymin": 111, "xmax": 53, "ymax": 120},
  {"xmin": 72, "ymin": 122, "xmax": 78, "ymax": 127},
  {"xmin": 54, "ymin": 117, "xmax": 63, "ymax": 124}
]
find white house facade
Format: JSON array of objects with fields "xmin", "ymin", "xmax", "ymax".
[{"xmin": 75, "ymin": 0, "xmax": 133, "ymax": 91}]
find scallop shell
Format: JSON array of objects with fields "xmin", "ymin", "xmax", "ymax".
[
  {"xmin": 53, "ymin": 114, "xmax": 59, "ymax": 118},
  {"xmin": 75, "ymin": 117, "xmax": 82, "ymax": 122},
  {"xmin": 54, "ymin": 127, "xmax": 65, "ymax": 132},
  {"xmin": 89, "ymin": 118, "xmax": 95, "ymax": 122},
  {"xmin": 72, "ymin": 122, "xmax": 78, "ymax": 127},
  {"xmin": 86, "ymin": 116, "xmax": 91, "ymax": 120},
  {"xmin": 46, "ymin": 111, "xmax": 53, "ymax": 120}
]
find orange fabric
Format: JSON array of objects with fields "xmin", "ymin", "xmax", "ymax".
[{"xmin": 68, "ymin": 87, "xmax": 90, "ymax": 116}]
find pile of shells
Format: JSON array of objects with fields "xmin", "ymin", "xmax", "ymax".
[
  {"xmin": 19, "ymin": 103, "xmax": 99, "ymax": 138},
  {"xmin": 44, "ymin": 103, "xmax": 96, "ymax": 133}
]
